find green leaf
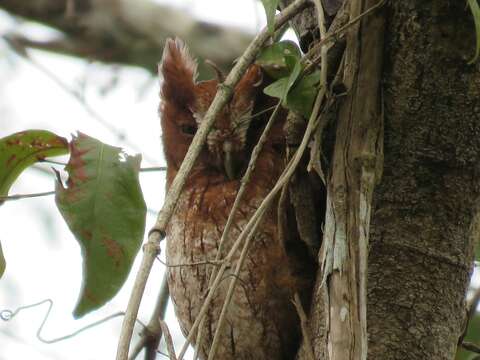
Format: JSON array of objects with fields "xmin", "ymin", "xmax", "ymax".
[
  {"xmin": 261, "ymin": 0, "xmax": 280, "ymax": 34},
  {"xmin": 286, "ymin": 70, "xmax": 321, "ymax": 117},
  {"xmin": 467, "ymin": 0, "xmax": 480, "ymax": 64},
  {"xmin": 256, "ymin": 41, "xmax": 302, "ymax": 78},
  {"xmin": 55, "ymin": 133, "xmax": 146, "ymax": 318},
  {"xmin": 263, "ymin": 57, "xmax": 303, "ymax": 102},
  {"xmin": 0, "ymin": 242, "xmax": 5, "ymax": 279},
  {"xmin": 285, "ymin": 58, "xmax": 302, "ymax": 99},
  {"xmin": 0, "ymin": 130, "xmax": 68, "ymax": 200},
  {"xmin": 264, "ymin": 77, "xmax": 288, "ymax": 100}
]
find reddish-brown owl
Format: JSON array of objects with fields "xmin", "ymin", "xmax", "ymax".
[{"xmin": 159, "ymin": 38, "xmax": 315, "ymax": 359}]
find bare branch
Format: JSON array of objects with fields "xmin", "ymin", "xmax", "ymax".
[
  {"xmin": 2, "ymin": 43, "xmax": 158, "ymax": 165},
  {"xmin": 0, "ymin": 0, "xmax": 253, "ymax": 73},
  {"xmin": 462, "ymin": 341, "xmax": 480, "ymax": 354},
  {"xmin": 159, "ymin": 321, "xmax": 177, "ymax": 360},
  {"xmin": 142, "ymin": 275, "xmax": 170, "ymax": 360},
  {"xmin": 0, "ymin": 191, "xmax": 55, "ymax": 202}
]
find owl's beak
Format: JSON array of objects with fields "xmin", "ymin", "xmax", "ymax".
[{"xmin": 223, "ymin": 141, "xmax": 236, "ymax": 180}]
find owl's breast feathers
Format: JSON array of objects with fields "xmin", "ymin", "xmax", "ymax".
[{"xmin": 166, "ymin": 148, "xmax": 314, "ymax": 359}]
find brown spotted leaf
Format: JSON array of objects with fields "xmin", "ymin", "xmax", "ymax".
[
  {"xmin": 0, "ymin": 130, "xmax": 68, "ymax": 200},
  {"xmin": 55, "ymin": 133, "xmax": 146, "ymax": 318}
]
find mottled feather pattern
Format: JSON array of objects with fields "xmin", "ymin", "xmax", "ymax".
[{"xmin": 160, "ymin": 38, "xmax": 315, "ymax": 359}]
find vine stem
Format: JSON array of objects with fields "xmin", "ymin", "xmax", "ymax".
[
  {"xmin": 193, "ymin": 100, "xmax": 282, "ymax": 359},
  {"xmin": 303, "ymin": 0, "xmax": 386, "ymax": 72},
  {"xmin": 206, "ymin": 87, "xmax": 325, "ymax": 360},
  {"xmin": 115, "ymin": 0, "xmax": 311, "ymax": 359}
]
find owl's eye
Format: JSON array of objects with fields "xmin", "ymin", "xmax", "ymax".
[{"xmin": 180, "ymin": 124, "xmax": 197, "ymax": 136}]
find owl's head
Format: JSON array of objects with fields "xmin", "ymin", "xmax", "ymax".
[{"xmin": 159, "ymin": 38, "xmax": 264, "ymax": 181}]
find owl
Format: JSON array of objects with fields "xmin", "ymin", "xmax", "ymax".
[{"xmin": 159, "ymin": 38, "xmax": 316, "ymax": 359}]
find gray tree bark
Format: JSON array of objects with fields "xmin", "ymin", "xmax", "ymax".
[
  {"xmin": 296, "ymin": 1, "xmax": 480, "ymax": 359},
  {"xmin": 367, "ymin": 1, "xmax": 479, "ymax": 358}
]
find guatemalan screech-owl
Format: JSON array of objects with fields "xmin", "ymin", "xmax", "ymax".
[{"xmin": 160, "ymin": 38, "xmax": 315, "ymax": 359}]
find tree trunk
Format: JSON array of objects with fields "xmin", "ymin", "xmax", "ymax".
[
  {"xmin": 296, "ymin": 1, "xmax": 480, "ymax": 359},
  {"xmin": 367, "ymin": 1, "xmax": 479, "ymax": 358}
]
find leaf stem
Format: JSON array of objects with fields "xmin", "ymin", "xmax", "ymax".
[{"xmin": 0, "ymin": 191, "xmax": 55, "ymax": 202}]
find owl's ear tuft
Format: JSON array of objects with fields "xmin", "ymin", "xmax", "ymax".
[{"xmin": 159, "ymin": 38, "xmax": 198, "ymax": 107}]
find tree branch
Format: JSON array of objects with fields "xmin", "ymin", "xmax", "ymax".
[{"xmin": 0, "ymin": 0, "xmax": 253, "ymax": 73}]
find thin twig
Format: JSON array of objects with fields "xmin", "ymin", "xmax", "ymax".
[
  {"xmin": 159, "ymin": 321, "xmax": 177, "ymax": 360},
  {"xmin": 303, "ymin": 0, "xmax": 386, "ymax": 73},
  {"xmin": 2, "ymin": 43, "xmax": 158, "ymax": 165},
  {"xmin": 292, "ymin": 292, "xmax": 315, "ymax": 360},
  {"xmin": 206, "ymin": 208, "xmax": 268, "ymax": 360},
  {"xmin": 0, "ymin": 299, "xmax": 144, "ymax": 344},
  {"xmin": 1, "ymin": 164, "xmax": 164, "ymax": 205},
  {"xmin": 313, "ymin": 0, "xmax": 328, "ymax": 87},
  {"xmin": 0, "ymin": 191, "xmax": 55, "ymax": 202},
  {"xmin": 156, "ymin": 257, "xmax": 224, "ymax": 268},
  {"xmin": 0, "ymin": 189, "xmax": 159, "ymax": 217},
  {"xmin": 250, "ymin": 104, "xmax": 279, "ymax": 119},
  {"xmin": 194, "ymin": 100, "xmax": 282, "ymax": 358},
  {"xmin": 141, "ymin": 274, "xmax": 170, "ymax": 360},
  {"xmin": 116, "ymin": 1, "xmax": 311, "ymax": 359},
  {"xmin": 156, "ymin": 351, "xmax": 173, "ymax": 359},
  {"xmin": 39, "ymin": 159, "xmax": 167, "ymax": 172},
  {"xmin": 140, "ymin": 166, "xmax": 167, "ymax": 172},
  {"xmin": 183, "ymin": 88, "xmax": 324, "ymax": 360},
  {"xmin": 462, "ymin": 341, "xmax": 480, "ymax": 354},
  {"xmin": 202, "ymin": 100, "xmax": 282, "ymax": 356},
  {"xmin": 128, "ymin": 336, "xmax": 149, "ymax": 360},
  {"xmin": 206, "ymin": 87, "xmax": 324, "ymax": 360},
  {"xmin": 307, "ymin": 0, "xmax": 329, "ymax": 179}
]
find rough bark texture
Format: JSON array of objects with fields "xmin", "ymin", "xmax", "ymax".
[
  {"xmin": 1, "ymin": 0, "xmax": 252, "ymax": 75},
  {"xmin": 289, "ymin": 1, "xmax": 480, "ymax": 359},
  {"xmin": 318, "ymin": 0, "xmax": 384, "ymax": 359},
  {"xmin": 367, "ymin": 1, "xmax": 480, "ymax": 358}
]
